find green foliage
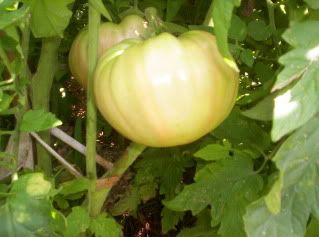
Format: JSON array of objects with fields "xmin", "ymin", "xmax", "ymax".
[
  {"xmin": 0, "ymin": 173, "xmax": 65, "ymax": 236},
  {"xmin": 304, "ymin": 0, "xmax": 319, "ymax": 9},
  {"xmin": 306, "ymin": 218, "xmax": 319, "ymax": 237},
  {"xmin": 0, "ymin": 93, "xmax": 14, "ymax": 112},
  {"xmin": 20, "ymin": 109, "xmax": 62, "ymax": 132},
  {"xmin": 229, "ymin": 15, "xmax": 247, "ymax": 41},
  {"xmin": 166, "ymin": 153, "xmax": 263, "ymax": 237},
  {"xmin": 1, "ymin": 0, "xmax": 319, "ymax": 236},
  {"xmin": 111, "ymin": 148, "xmax": 193, "ymax": 218},
  {"xmin": 213, "ymin": 107, "xmax": 271, "ymax": 151},
  {"xmin": 194, "ymin": 143, "xmax": 231, "ymax": 161},
  {"xmin": 110, "ymin": 148, "xmax": 194, "ymax": 233},
  {"xmin": 0, "ymin": 5, "xmax": 29, "ymax": 29},
  {"xmin": 176, "ymin": 210, "xmax": 218, "ymax": 237},
  {"xmin": 65, "ymin": 207, "xmax": 121, "ymax": 237},
  {"xmin": 24, "ymin": 0, "xmax": 75, "ymax": 37},
  {"xmin": 212, "ymin": 0, "xmax": 242, "ymax": 58},
  {"xmin": 166, "ymin": 0, "xmax": 185, "ymax": 21},
  {"xmin": 247, "ymin": 20, "xmax": 271, "ymax": 41},
  {"xmin": 271, "ymin": 21, "xmax": 319, "ymax": 141},
  {"xmin": 244, "ymin": 115, "xmax": 319, "ymax": 237},
  {"xmin": 161, "ymin": 207, "xmax": 184, "ymax": 234},
  {"xmin": 64, "ymin": 206, "xmax": 90, "ymax": 237},
  {"xmin": 89, "ymin": 213, "xmax": 122, "ymax": 237}
]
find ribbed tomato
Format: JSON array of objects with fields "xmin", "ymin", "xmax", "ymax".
[
  {"xmin": 68, "ymin": 15, "xmax": 147, "ymax": 86},
  {"xmin": 94, "ymin": 31, "xmax": 239, "ymax": 147}
]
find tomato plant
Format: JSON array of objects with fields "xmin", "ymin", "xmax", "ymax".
[
  {"xmin": 94, "ymin": 31, "xmax": 239, "ymax": 147},
  {"xmin": 2, "ymin": 0, "xmax": 319, "ymax": 237},
  {"xmin": 69, "ymin": 14, "xmax": 147, "ymax": 86}
]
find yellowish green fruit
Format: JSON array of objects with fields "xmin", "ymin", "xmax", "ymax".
[
  {"xmin": 68, "ymin": 15, "xmax": 147, "ymax": 87},
  {"xmin": 94, "ymin": 31, "xmax": 239, "ymax": 147}
]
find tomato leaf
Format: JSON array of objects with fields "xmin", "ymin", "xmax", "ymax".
[
  {"xmin": 58, "ymin": 177, "xmax": 89, "ymax": 197},
  {"xmin": 89, "ymin": 0, "xmax": 112, "ymax": 22},
  {"xmin": 244, "ymin": 115, "xmax": 319, "ymax": 237},
  {"xmin": 20, "ymin": 109, "xmax": 62, "ymax": 132},
  {"xmin": 0, "ymin": 5, "xmax": 29, "ymax": 29},
  {"xmin": 240, "ymin": 48, "xmax": 254, "ymax": 67},
  {"xmin": 24, "ymin": 0, "xmax": 74, "ymax": 38},
  {"xmin": 194, "ymin": 144, "xmax": 230, "ymax": 161},
  {"xmin": 161, "ymin": 207, "xmax": 184, "ymax": 234},
  {"xmin": 89, "ymin": 213, "xmax": 122, "ymax": 237},
  {"xmin": 247, "ymin": 20, "xmax": 271, "ymax": 41},
  {"xmin": 109, "ymin": 185, "xmax": 140, "ymax": 216},
  {"xmin": 177, "ymin": 210, "xmax": 218, "ymax": 237},
  {"xmin": 136, "ymin": 149, "xmax": 193, "ymax": 198},
  {"xmin": 110, "ymin": 149, "xmax": 192, "ymax": 218},
  {"xmin": 213, "ymin": 107, "xmax": 271, "ymax": 151},
  {"xmin": 64, "ymin": 207, "xmax": 90, "ymax": 237},
  {"xmin": 166, "ymin": 0, "xmax": 185, "ymax": 21},
  {"xmin": 211, "ymin": 0, "xmax": 242, "ymax": 59},
  {"xmin": 306, "ymin": 218, "xmax": 319, "ymax": 237},
  {"xmin": 0, "ymin": 173, "xmax": 64, "ymax": 236},
  {"xmin": 304, "ymin": 0, "xmax": 319, "ymax": 9},
  {"xmin": 270, "ymin": 21, "xmax": 319, "ymax": 141},
  {"xmin": 165, "ymin": 155, "xmax": 263, "ymax": 237},
  {"xmin": 0, "ymin": 93, "xmax": 14, "ymax": 112},
  {"xmin": 228, "ymin": 14, "xmax": 247, "ymax": 41}
]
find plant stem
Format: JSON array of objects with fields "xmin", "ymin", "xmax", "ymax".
[
  {"xmin": 91, "ymin": 143, "xmax": 146, "ymax": 216},
  {"xmin": 0, "ymin": 131, "xmax": 14, "ymax": 135},
  {"xmin": 86, "ymin": 0, "xmax": 100, "ymax": 217},
  {"xmin": 50, "ymin": 128, "xmax": 113, "ymax": 170},
  {"xmin": 134, "ymin": 0, "xmax": 138, "ymax": 9},
  {"xmin": 0, "ymin": 42, "xmax": 14, "ymax": 76},
  {"xmin": 266, "ymin": 0, "xmax": 278, "ymax": 41},
  {"xmin": 0, "ymin": 78, "xmax": 14, "ymax": 86},
  {"xmin": 203, "ymin": 1, "xmax": 214, "ymax": 26},
  {"xmin": 31, "ymin": 37, "xmax": 61, "ymax": 176},
  {"xmin": 30, "ymin": 132, "xmax": 82, "ymax": 177},
  {"xmin": 10, "ymin": 19, "xmax": 31, "ymax": 181}
]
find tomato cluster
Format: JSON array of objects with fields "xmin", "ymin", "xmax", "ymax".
[{"xmin": 69, "ymin": 16, "xmax": 239, "ymax": 147}]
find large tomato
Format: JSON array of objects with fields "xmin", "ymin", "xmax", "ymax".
[
  {"xmin": 94, "ymin": 31, "xmax": 239, "ymax": 147},
  {"xmin": 68, "ymin": 15, "xmax": 147, "ymax": 86}
]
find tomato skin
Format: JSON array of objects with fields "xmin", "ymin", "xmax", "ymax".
[
  {"xmin": 68, "ymin": 15, "xmax": 147, "ymax": 87},
  {"xmin": 94, "ymin": 31, "xmax": 239, "ymax": 147}
]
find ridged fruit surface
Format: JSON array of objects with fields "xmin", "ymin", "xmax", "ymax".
[
  {"xmin": 94, "ymin": 31, "xmax": 239, "ymax": 147},
  {"xmin": 69, "ymin": 15, "xmax": 147, "ymax": 86}
]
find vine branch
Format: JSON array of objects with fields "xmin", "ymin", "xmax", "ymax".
[{"xmin": 86, "ymin": 0, "xmax": 100, "ymax": 217}]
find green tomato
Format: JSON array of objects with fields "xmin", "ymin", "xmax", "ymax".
[
  {"xmin": 94, "ymin": 31, "xmax": 239, "ymax": 147},
  {"xmin": 68, "ymin": 15, "xmax": 147, "ymax": 87}
]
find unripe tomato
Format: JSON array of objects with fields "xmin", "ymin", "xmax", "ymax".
[
  {"xmin": 68, "ymin": 15, "xmax": 147, "ymax": 87},
  {"xmin": 94, "ymin": 31, "xmax": 239, "ymax": 147}
]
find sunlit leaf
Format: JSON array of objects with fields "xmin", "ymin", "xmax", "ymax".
[
  {"xmin": 24, "ymin": 0, "xmax": 74, "ymax": 37},
  {"xmin": 211, "ymin": 0, "xmax": 242, "ymax": 58},
  {"xmin": 20, "ymin": 109, "xmax": 62, "ymax": 132},
  {"xmin": 269, "ymin": 21, "xmax": 319, "ymax": 141},
  {"xmin": 194, "ymin": 144, "xmax": 230, "ymax": 161},
  {"xmin": 244, "ymin": 115, "xmax": 319, "ymax": 237},
  {"xmin": 0, "ymin": 173, "xmax": 63, "ymax": 236}
]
